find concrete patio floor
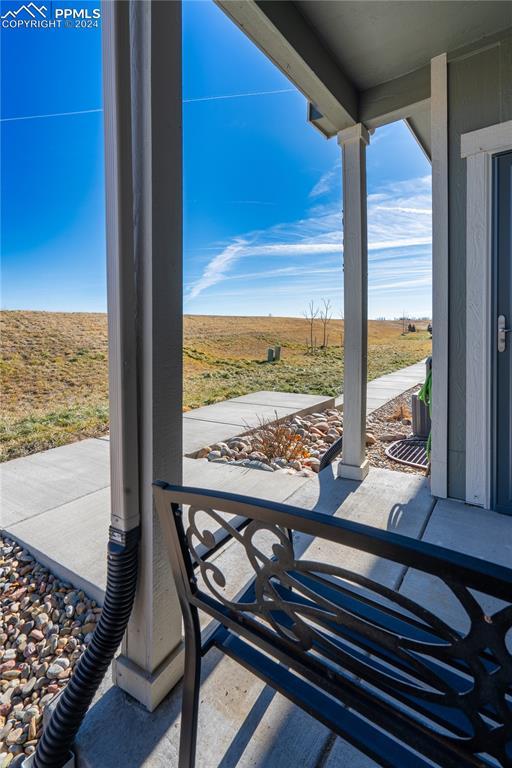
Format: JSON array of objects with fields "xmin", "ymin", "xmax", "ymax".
[{"xmin": 70, "ymin": 469, "xmax": 511, "ymax": 768}]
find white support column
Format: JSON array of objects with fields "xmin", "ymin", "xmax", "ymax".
[
  {"xmin": 337, "ymin": 124, "xmax": 370, "ymax": 481},
  {"xmin": 430, "ymin": 53, "xmax": 449, "ymax": 499},
  {"xmin": 102, "ymin": 0, "xmax": 184, "ymax": 711}
]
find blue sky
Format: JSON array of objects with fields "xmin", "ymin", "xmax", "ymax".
[{"xmin": 1, "ymin": 0, "xmax": 432, "ymax": 318}]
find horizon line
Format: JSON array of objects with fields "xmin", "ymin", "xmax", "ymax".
[{"xmin": 0, "ymin": 308, "xmax": 432, "ymax": 321}]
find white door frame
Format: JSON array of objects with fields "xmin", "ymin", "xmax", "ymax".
[{"xmin": 462, "ymin": 119, "xmax": 512, "ymax": 509}]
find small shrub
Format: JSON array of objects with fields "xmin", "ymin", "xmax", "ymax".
[
  {"xmin": 244, "ymin": 412, "xmax": 310, "ymax": 461},
  {"xmin": 386, "ymin": 403, "xmax": 412, "ymax": 422}
]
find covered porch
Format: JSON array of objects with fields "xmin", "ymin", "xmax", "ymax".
[
  {"xmin": 98, "ymin": 0, "xmax": 445, "ymax": 712},
  {"xmin": 92, "ymin": 0, "xmax": 511, "ymax": 731},
  {"xmin": 10, "ymin": 1, "xmax": 511, "ymax": 765}
]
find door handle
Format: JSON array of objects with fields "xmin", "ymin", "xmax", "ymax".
[{"xmin": 498, "ymin": 315, "xmax": 512, "ymax": 353}]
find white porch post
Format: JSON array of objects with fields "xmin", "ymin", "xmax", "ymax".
[
  {"xmin": 337, "ymin": 124, "xmax": 370, "ymax": 481},
  {"xmin": 102, "ymin": 0, "xmax": 184, "ymax": 711}
]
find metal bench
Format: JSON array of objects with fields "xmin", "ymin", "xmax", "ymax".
[{"xmin": 154, "ymin": 482, "xmax": 512, "ymax": 768}]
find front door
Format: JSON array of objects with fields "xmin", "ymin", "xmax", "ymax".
[{"xmin": 493, "ymin": 151, "xmax": 512, "ymax": 514}]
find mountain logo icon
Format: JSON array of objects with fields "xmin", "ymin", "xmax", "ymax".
[{"xmin": 1, "ymin": 3, "xmax": 47, "ymax": 19}]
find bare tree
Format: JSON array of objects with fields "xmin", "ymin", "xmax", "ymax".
[
  {"xmin": 319, "ymin": 298, "xmax": 333, "ymax": 349},
  {"xmin": 303, "ymin": 300, "xmax": 319, "ymax": 353}
]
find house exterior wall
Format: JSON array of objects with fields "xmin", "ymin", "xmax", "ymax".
[{"xmin": 446, "ymin": 33, "xmax": 512, "ymax": 500}]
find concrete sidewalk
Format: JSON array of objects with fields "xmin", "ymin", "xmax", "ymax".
[
  {"xmin": 335, "ymin": 359, "xmax": 426, "ymax": 412},
  {"xmin": 183, "ymin": 390, "xmax": 335, "ymax": 455}
]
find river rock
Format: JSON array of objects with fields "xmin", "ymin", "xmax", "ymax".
[
  {"xmin": 21, "ymin": 678, "xmax": 36, "ymax": 697},
  {"xmin": 246, "ymin": 460, "xmax": 274, "ymax": 472},
  {"xmin": 6, "ymin": 727, "xmax": 23, "ymax": 746},
  {"xmin": 46, "ymin": 664, "xmax": 66, "ymax": 680},
  {"xmin": 380, "ymin": 432, "xmax": 407, "ymax": 442}
]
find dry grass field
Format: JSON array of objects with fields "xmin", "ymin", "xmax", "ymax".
[{"xmin": 1, "ymin": 311, "xmax": 431, "ymax": 461}]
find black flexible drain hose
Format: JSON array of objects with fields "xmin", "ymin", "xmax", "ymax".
[
  {"xmin": 319, "ymin": 435, "xmax": 343, "ymax": 471},
  {"xmin": 32, "ymin": 526, "xmax": 140, "ymax": 768}
]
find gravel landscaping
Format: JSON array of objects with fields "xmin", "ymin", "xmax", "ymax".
[
  {"xmin": 0, "ymin": 537, "xmax": 100, "ymax": 766},
  {"xmin": 197, "ymin": 408, "xmax": 345, "ymax": 477},
  {"xmin": 197, "ymin": 386, "xmax": 426, "ymax": 477},
  {"xmin": 365, "ymin": 386, "xmax": 426, "ymax": 475}
]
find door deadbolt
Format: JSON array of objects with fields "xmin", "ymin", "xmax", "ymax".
[{"xmin": 498, "ymin": 315, "xmax": 511, "ymax": 353}]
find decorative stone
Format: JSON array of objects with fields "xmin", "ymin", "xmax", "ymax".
[
  {"xmin": 21, "ymin": 678, "xmax": 36, "ymax": 697},
  {"xmin": 0, "ymin": 720, "xmax": 13, "ymax": 741},
  {"xmin": 46, "ymin": 664, "xmax": 66, "ymax": 680},
  {"xmin": 22, "ymin": 707, "xmax": 39, "ymax": 724},
  {"xmin": 2, "ymin": 671, "xmax": 20, "ymax": 681},
  {"xmin": 39, "ymin": 693, "xmax": 55, "ymax": 708},
  {"xmin": 23, "ymin": 642, "xmax": 36, "ymax": 660},
  {"xmin": 5, "ymin": 728, "xmax": 22, "ymax": 746},
  {"xmin": 380, "ymin": 432, "xmax": 407, "ymax": 443},
  {"xmin": 210, "ymin": 442, "xmax": 229, "ymax": 452},
  {"xmin": 35, "ymin": 662, "xmax": 48, "ymax": 680},
  {"xmin": 53, "ymin": 657, "xmax": 70, "ymax": 670},
  {"xmin": 246, "ymin": 460, "xmax": 274, "ymax": 472},
  {"xmin": 28, "ymin": 716, "xmax": 37, "ymax": 740}
]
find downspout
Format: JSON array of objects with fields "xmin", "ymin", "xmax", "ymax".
[
  {"xmin": 29, "ymin": 3, "xmax": 141, "ymax": 766},
  {"xmin": 30, "ymin": 530, "xmax": 140, "ymax": 768}
]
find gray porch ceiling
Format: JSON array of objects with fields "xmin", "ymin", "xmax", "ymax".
[
  {"xmin": 217, "ymin": 1, "xmax": 512, "ymax": 156},
  {"xmin": 296, "ymin": 1, "xmax": 509, "ymax": 90}
]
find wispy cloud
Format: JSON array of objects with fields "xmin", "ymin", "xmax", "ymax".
[
  {"xmin": 309, "ymin": 160, "xmax": 340, "ymax": 198},
  {"xmin": 188, "ymin": 239, "xmax": 248, "ymax": 300},
  {"xmin": 187, "ymin": 173, "xmax": 432, "ymax": 303}
]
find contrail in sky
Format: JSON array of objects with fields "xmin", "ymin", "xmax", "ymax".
[
  {"xmin": 184, "ymin": 88, "xmax": 296, "ymax": 103},
  {"xmin": 0, "ymin": 108, "xmax": 103, "ymax": 123},
  {"xmin": 1, "ymin": 89, "xmax": 296, "ymax": 122}
]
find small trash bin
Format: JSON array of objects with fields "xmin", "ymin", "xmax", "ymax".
[{"xmin": 413, "ymin": 357, "xmax": 432, "ymax": 439}]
